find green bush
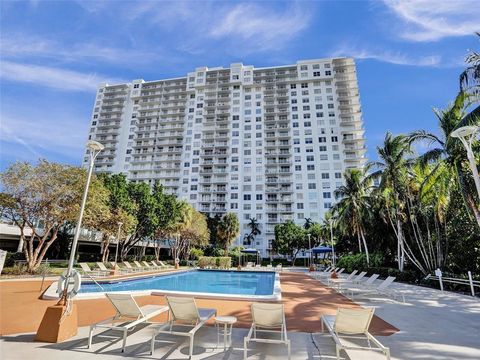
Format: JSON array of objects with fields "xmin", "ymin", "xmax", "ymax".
[
  {"xmin": 2, "ymin": 263, "xmax": 28, "ymax": 275},
  {"xmin": 337, "ymin": 253, "xmax": 384, "ymax": 273},
  {"xmin": 217, "ymin": 257, "xmax": 232, "ymax": 269},
  {"xmin": 198, "ymin": 256, "xmax": 216, "ymax": 269},
  {"xmin": 198, "ymin": 256, "xmax": 231, "ymax": 269},
  {"xmin": 5, "ymin": 252, "xmax": 25, "ymax": 267},
  {"xmin": 190, "ymin": 248, "xmax": 204, "ymax": 260}
]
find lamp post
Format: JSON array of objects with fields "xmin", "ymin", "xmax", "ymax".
[
  {"xmin": 307, "ymin": 233, "xmax": 313, "ymax": 271},
  {"xmin": 114, "ymin": 222, "xmax": 123, "ymax": 267},
  {"xmin": 330, "ymin": 219, "xmax": 336, "ymax": 269},
  {"xmin": 36, "ymin": 140, "xmax": 104, "ymax": 343},
  {"xmin": 62, "ymin": 140, "xmax": 104, "ymax": 301},
  {"xmin": 451, "ymin": 125, "xmax": 480, "ymax": 201}
]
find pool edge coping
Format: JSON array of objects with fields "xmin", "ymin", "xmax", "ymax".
[{"xmin": 42, "ymin": 269, "xmax": 282, "ymax": 302}]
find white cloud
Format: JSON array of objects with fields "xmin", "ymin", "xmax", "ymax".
[
  {"xmin": 0, "ymin": 111, "xmax": 87, "ymax": 163},
  {"xmin": 108, "ymin": 1, "xmax": 313, "ymax": 54},
  {"xmin": 0, "ymin": 33, "xmax": 164, "ymax": 66},
  {"xmin": 383, "ymin": 0, "xmax": 480, "ymax": 42},
  {"xmin": 209, "ymin": 3, "xmax": 311, "ymax": 50},
  {"xmin": 0, "ymin": 61, "xmax": 123, "ymax": 91},
  {"xmin": 330, "ymin": 45, "xmax": 446, "ymax": 67}
]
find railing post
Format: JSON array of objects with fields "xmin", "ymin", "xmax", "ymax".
[
  {"xmin": 435, "ymin": 268, "xmax": 443, "ymax": 292},
  {"xmin": 467, "ymin": 271, "xmax": 475, "ymax": 297}
]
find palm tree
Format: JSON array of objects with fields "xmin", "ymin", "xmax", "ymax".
[
  {"xmin": 409, "ymin": 91, "xmax": 480, "ymax": 228},
  {"xmin": 217, "ymin": 212, "xmax": 240, "ymax": 252},
  {"xmin": 369, "ymin": 132, "xmax": 413, "ymax": 271},
  {"xmin": 244, "ymin": 217, "xmax": 261, "ymax": 246},
  {"xmin": 332, "ymin": 168, "xmax": 373, "ymax": 265},
  {"xmin": 303, "ymin": 218, "xmax": 314, "ymax": 229},
  {"xmin": 459, "ymin": 32, "xmax": 480, "ymax": 95}
]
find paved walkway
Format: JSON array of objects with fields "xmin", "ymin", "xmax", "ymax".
[
  {"xmin": 0, "ymin": 272, "xmax": 396, "ymax": 335},
  {"xmin": 1, "ymin": 270, "xmax": 479, "ymax": 359}
]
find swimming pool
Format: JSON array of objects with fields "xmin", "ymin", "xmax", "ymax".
[{"xmin": 43, "ymin": 270, "xmax": 281, "ymax": 301}]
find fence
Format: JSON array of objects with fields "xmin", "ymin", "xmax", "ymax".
[{"xmin": 425, "ymin": 269, "xmax": 479, "ymax": 297}]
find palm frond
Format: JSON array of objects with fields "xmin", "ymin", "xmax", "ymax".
[{"xmin": 416, "ymin": 148, "xmax": 445, "ymax": 169}]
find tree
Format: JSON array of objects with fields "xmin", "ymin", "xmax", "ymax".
[
  {"xmin": 409, "ymin": 91, "xmax": 480, "ymax": 228},
  {"xmin": 120, "ymin": 182, "xmax": 177, "ymax": 259},
  {"xmin": 369, "ymin": 133, "xmax": 413, "ymax": 271},
  {"xmin": 0, "ymin": 160, "xmax": 110, "ymax": 272},
  {"xmin": 303, "ymin": 218, "xmax": 314, "ymax": 229},
  {"xmin": 217, "ymin": 212, "xmax": 240, "ymax": 252},
  {"xmin": 205, "ymin": 214, "xmax": 222, "ymax": 247},
  {"xmin": 272, "ymin": 221, "xmax": 306, "ymax": 266},
  {"xmin": 177, "ymin": 209, "xmax": 209, "ymax": 259},
  {"xmin": 243, "ymin": 217, "xmax": 261, "ymax": 246},
  {"xmin": 460, "ymin": 32, "xmax": 480, "ymax": 95},
  {"xmin": 332, "ymin": 168, "xmax": 373, "ymax": 266}
]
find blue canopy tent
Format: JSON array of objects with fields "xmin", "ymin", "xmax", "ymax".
[
  {"xmin": 311, "ymin": 246, "xmax": 332, "ymax": 254},
  {"xmin": 311, "ymin": 246, "xmax": 335, "ymax": 267},
  {"xmin": 240, "ymin": 248, "xmax": 261, "ymax": 267}
]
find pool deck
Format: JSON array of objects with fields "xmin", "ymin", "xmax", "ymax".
[{"xmin": 1, "ymin": 269, "xmax": 479, "ymax": 359}]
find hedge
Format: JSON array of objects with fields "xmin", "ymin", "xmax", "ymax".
[{"xmin": 198, "ymin": 256, "xmax": 232, "ymax": 269}]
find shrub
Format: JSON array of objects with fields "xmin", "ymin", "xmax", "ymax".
[
  {"xmin": 217, "ymin": 257, "xmax": 232, "ymax": 269},
  {"xmin": 2, "ymin": 263, "xmax": 28, "ymax": 275},
  {"xmin": 190, "ymin": 248, "xmax": 204, "ymax": 260},
  {"xmin": 198, "ymin": 256, "xmax": 231, "ymax": 269},
  {"xmin": 198, "ymin": 256, "xmax": 216, "ymax": 269},
  {"xmin": 337, "ymin": 253, "xmax": 384, "ymax": 273},
  {"xmin": 5, "ymin": 252, "xmax": 25, "ymax": 267}
]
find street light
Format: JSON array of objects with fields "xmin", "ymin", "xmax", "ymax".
[
  {"xmin": 451, "ymin": 125, "xmax": 480, "ymax": 201},
  {"xmin": 330, "ymin": 219, "xmax": 336, "ymax": 269},
  {"xmin": 307, "ymin": 233, "xmax": 312, "ymax": 268},
  {"xmin": 62, "ymin": 140, "xmax": 104, "ymax": 301},
  {"xmin": 114, "ymin": 222, "xmax": 123, "ymax": 267}
]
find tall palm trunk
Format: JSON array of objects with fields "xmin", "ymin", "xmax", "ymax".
[
  {"xmin": 360, "ymin": 228, "xmax": 370, "ymax": 266},
  {"xmin": 396, "ymin": 220, "xmax": 405, "ymax": 272}
]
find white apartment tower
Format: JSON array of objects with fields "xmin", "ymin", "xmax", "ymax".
[{"xmin": 84, "ymin": 58, "xmax": 366, "ymax": 257}]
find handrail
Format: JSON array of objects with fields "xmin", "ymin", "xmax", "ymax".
[
  {"xmin": 81, "ymin": 271, "xmax": 105, "ymax": 292},
  {"xmin": 425, "ymin": 271, "xmax": 478, "ymax": 296}
]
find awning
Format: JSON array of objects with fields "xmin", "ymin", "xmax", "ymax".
[
  {"xmin": 241, "ymin": 248, "xmax": 260, "ymax": 254},
  {"xmin": 311, "ymin": 246, "xmax": 333, "ymax": 254}
]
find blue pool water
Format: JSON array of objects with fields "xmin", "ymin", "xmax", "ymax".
[{"xmin": 79, "ymin": 270, "xmax": 275, "ymax": 296}]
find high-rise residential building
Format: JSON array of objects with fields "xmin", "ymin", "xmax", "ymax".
[{"xmin": 84, "ymin": 58, "xmax": 366, "ymax": 257}]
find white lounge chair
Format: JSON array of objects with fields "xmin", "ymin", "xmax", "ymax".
[
  {"xmin": 315, "ymin": 267, "xmax": 344, "ymax": 281},
  {"xmin": 357, "ymin": 274, "xmax": 380, "ymax": 287},
  {"xmin": 344, "ymin": 271, "xmax": 367, "ymax": 284},
  {"xmin": 143, "ymin": 261, "xmax": 157, "ymax": 270},
  {"xmin": 88, "ymin": 293, "xmax": 168, "ymax": 352},
  {"xmin": 310, "ymin": 266, "xmax": 331, "ymax": 278},
  {"xmin": 122, "ymin": 261, "xmax": 142, "ymax": 272},
  {"xmin": 158, "ymin": 260, "xmax": 173, "ymax": 268},
  {"xmin": 321, "ymin": 307, "xmax": 390, "ymax": 360},
  {"xmin": 78, "ymin": 262, "xmax": 109, "ymax": 277},
  {"xmin": 115, "ymin": 262, "xmax": 135, "ymax": 273},
  {"xmin": 96, "ymin": 262, "xmax": 115, "ymax": 274},
  {"xmin": 341, "ymin": 274, "xmax": 380, "ymax": 296},
  {"xmin": 150, "ymin": 296, "xmax": 217, "ymax": 359},
  {"xmin": 275, "ymin": 264, "xmax": 282, "ymax": 273},
  {"xmin": 133, "ymin": 260, "xmax": 147, "ymax": 271},
  {"xmin": 150, "ymin": 261, "xmax": 164, "ymax": 269},
  {"xmin": 244, "ymin": 302, "xmax": 291, "ymax": 360},
  {"xmin": 350, "ymin": 276, "xmax": 405, "ymax": 302},
  {"xmin": 327, "ymin": 270, "xmax": 358, "ymax": 286}
]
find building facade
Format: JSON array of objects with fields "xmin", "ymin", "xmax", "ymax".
[{"xmin": 84, "ymin": 58, "xmax": 366, "ymax": 257}]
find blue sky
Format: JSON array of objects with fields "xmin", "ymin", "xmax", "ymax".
[{"xmin": 1, "ymin": 0, "xmax": 478, "ymax": 169}]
